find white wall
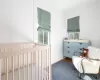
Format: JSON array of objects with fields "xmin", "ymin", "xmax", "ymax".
[
  {"xmin": 64, "ymin": 1, "xmax": 100, "ymax": 48},
  {"xmin": 34, "ymin": 0, "xmax": 66, "ymax": 64},
  {"xmin": 0, "ymin": 0, "xmax": 66, "ymax": 64},
  {"xmin": 0, "ymin": 0, "xmax": 34, "ymax": 43},
  {"xmin": 51, "ymin": 11, "xmax": 66, "ymax": 64}
]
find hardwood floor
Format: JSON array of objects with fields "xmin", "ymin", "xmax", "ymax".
[{"xmin": 63, "ymin": 57, "xmax": 72, "ymax": 63}]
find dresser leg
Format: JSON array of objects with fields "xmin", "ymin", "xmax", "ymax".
[{"xmin": 79, "ymin": 73, "xmax": 82, "ymax": 79}]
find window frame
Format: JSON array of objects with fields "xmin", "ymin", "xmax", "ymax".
[{"xmin": 38, "ymin": 30, "xmax": 50, "ymax": 45}]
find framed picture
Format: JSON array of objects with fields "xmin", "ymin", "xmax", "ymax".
[
  {"xmin": 68, "ymin": 32, "xmax": 74, "ymax": 39},
  {"xmin": 68, "ymin": 32, "xmax": 79, "ymax": 40},
  {"xmin": 74, "ymin": 32, "xmax": 79, "ymax": 39}
]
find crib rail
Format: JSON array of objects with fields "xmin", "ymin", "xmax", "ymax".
[{"xmin": 0, "ymin": 43, "xmax": 51, "ymax": 80}]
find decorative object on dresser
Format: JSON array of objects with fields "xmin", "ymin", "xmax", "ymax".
[
  {"xmin": 68, "ymin": 32, "xmax": 79, "ymax": 40},
  {"xmin": 63, "ymin": 40, "xmax": 90, "ymax": 59},
  {"xmin": 81, "ymin": 48, "xmax": 89, "ymax": 58}
]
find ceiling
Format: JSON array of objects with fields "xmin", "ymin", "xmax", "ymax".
[{"xmin": 54, "ymin": 0, "xmax": 95, "ymax": 10}]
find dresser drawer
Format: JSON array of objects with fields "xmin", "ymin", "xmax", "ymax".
[
  {"xmin": 64, "ymin": 43, "xmax": 88, "ymax": 50},
  {"xmin": 63, "ymin": 50, "xmax": 73, "ymax": 58},
  {"xmin": 64, "ymin": 42, "xmax": 81, "ymax": 47},
  {"xmin": 63, "ymin": 46, "xmax": 72, "ymax": 51},
  {"xmin": 64, "ymin": 47, "xmax": 82, "ymax": 55},
  {"xmin": 64, "ymin": 46, "xmax": 81, "ymax": 52},
  {"xmin": 64, "ymin": 42, "xmax": 88, "ymax": 47},
  {"xmin": 64, "ymin": 50, "xmax": 82, "ymax": 58},
  {"xmin": 80, "ymin": 43, "xmax": 88, "ymax": 48},
  {"xmin": 74, "ymin": 52, "xmax": 82, "ymax": 57}
]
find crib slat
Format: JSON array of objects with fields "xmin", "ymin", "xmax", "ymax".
[
  {"xmin": 42, "ymin": 50, "xmax": 44, "ymax": 80},
  {"xmin": 38, "ymin": 50, "xmax": 40, "ymax": 80},
  {"xmin": 45, "ymin": 49, "xmax": 48, "ymax": 80},
  {"xmin": 47, "ymin": 48, "xmax": 49, "ymax": 80},
  {"xmin": 27, "ymin": 53, "xmax": 29, "ymax": 80},
  {"xmin": 6, "ymin": 57, "xmax": 8, "ymax": 80},
  {"xmin": 0, "ymin": 59, "xmax": 2, "ymax": 80},
  {"xmin": 34, "ymin": 52, "xmax": 36, "ymax": 80},
  {"xmin": 12, "ymin": 56, "xmax": 14, "ymax": 80},
  {"xmin": 23, "ymin": 54, "xmax": 25, "ymax": 80},
  {"xmin": 18, "ymin": 55, "xmax": 20, "ymax": 80},
  {"xmin": 43, "ymin": 50, "xmax": 45, "ymax": 80},
  {"xmin": 44, "ymin": 50, "xmax": 46, "ymax": 80},
  {"xmin": 40, "ymin": 50, "xmax": 43, "ymax": 80},
  {"xmin": 31, "ymin": 52, "xmax": 33, "ymax": 80},
  {"xmin": 48, "ymin": 48, "xmax": 50, "ymax": 80},
  {"xmin": 49, "ymin": 47, "xmax": 51, "ymax": 80},
  {"xmin": 46, "ymin": 49, "xmax": 48, "ymax": 80}
]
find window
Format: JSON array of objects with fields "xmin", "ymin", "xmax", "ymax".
[
  {"xmin": 37, "ymin": 8, "xmax": 51, "ymax": 44},
  {"xmin": 38, "ymin": 31, "xmax": 50, "ymax": 44},
  {"xmin": 67, "ymin": 16, "xmax": 80, "ymax": 39}
]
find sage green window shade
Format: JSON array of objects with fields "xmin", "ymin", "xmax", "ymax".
[
  {"xmin": 67, "ymin": 16, "xmax": 80, "ymax": 32},
  {"xmin": 37, "ymin": 7, "xmax": 51, "ymax": 31}
]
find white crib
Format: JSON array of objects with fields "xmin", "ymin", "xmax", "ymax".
[{"xmin": 0, "ymin": 43, "xmax": 51, "ymax": 80}]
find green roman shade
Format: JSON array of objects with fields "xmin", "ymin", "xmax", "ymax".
[
  {"xmin": 67, "ymin": 16, "xmax": 80, "ymax": 32},
  {"xmin": 37, "ymin": 7, "xmax": 51, "ymax": 31}
]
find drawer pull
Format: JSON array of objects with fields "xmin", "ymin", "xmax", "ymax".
[
  {"xmin": 67, "ymin": 42, "xmax": 70, "ymax": 44},
  {"xmin": 68, "ymin": 51, "xmax": 70, "ymax": 53},
  {"xmin": 80, "ymin": 48, "xmax": 82, "ymax": 50},
  {"xmin": 80, "ymin": 43, "xmax": 82, "ymax": 45}
]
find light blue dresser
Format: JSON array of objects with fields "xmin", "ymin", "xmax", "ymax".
[{"xmin": 63, "ymin": 40, "xmax": 90, "ymax": 58}]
